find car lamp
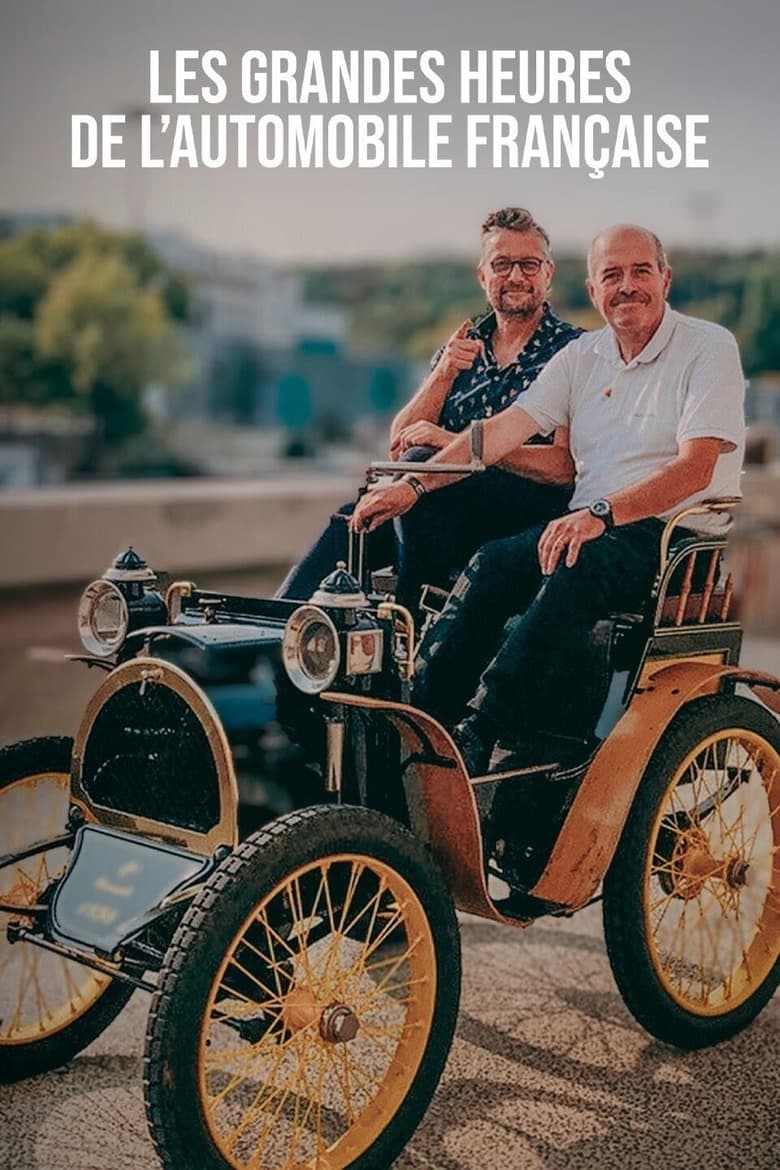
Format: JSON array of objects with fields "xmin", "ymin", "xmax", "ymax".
[
  {"xmin": 77, "ymin": 547, "xmax": 167, "ymax": 658},
  {"xmin": 282, "ymin": 605, "xmax": 341, "ymax": 694},
  {"xmin": 283, "ymin": 562, "xmax": 387, "ymax": 694}
]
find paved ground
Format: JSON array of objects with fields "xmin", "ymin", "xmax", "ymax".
[
  {"xmin": 2, "ymin": 903, "xmax": 779, "ymax": 1170},
  {"xmin": 1, "ymin": 581, "xmax": 779, "ymax": 1169}
]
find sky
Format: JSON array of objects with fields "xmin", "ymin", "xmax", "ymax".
[{"xmin": 1, "ymin": 0, "xmax": 779, "ymax": 263}]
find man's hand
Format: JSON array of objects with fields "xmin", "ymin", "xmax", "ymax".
[
  {"xmin": 390, "ymin": 420, "xmax": 450, "ymax": 460},
  {"xmin": 350, "ymin": 481, "xmax": 418, "ymax": 533},
  {"xmin": 435, "ymin": 319, "xmax": 485, "ymax": 381},
  {"xmin": 537, "ymin": 509, "xmax": 607, "ymax": 574},
  {"xmin": 387, "ymin": 320, "xmax": 484, "ymax": 457}
]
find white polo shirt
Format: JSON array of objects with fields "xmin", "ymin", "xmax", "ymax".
[{"xmin": 517, "ymin": 306, "xmax": 745, "ymax": 533}]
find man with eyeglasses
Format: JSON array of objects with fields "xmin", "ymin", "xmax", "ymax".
[
  {"xmin": 277, "ymin": 207, "xmax": 582, "ymax": 614},
  {"xmin": 352, "ymin": 224, "xmax": 745, "ymax": 776}
]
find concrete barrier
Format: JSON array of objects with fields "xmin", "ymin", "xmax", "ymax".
[{"xmin": 0, "ymin": 476, "xmax": 358, "ymax": 587}]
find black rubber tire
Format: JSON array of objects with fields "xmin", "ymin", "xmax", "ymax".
[
  {"xmin": 603, "ymin": 696, "xmax": 780, "ymax": 1050},
  {"xmin": 0, "ymin": 737, "xmax": 134, "ymax": 1083},
  {"xmin": 144, "ymin": 804, "xmax": 461, "ymax": 1170}
]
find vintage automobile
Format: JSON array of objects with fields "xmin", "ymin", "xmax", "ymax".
[{"xmin": 2, "ymin": 438, "xmax": 780, "ymax": 1170}]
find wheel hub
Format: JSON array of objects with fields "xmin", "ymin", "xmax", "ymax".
[
  {"xmin": 725, "ymin": 857, "xmax": 750, "ymax": 889},
  {"xmin": 280, "ymin": 986, "xmax": 360, "ymax": 1044},
  {"xmin": 2, "ymin": 869, "xmax": 39, "ymax": 908},
  {"xmin": 319, "ymin": 1002, "xmax": 360, "ymax": 1044},
  {"xmin": 2, "ymin": 870, "xmax": 42, "ymax": 927},
  {"xmin": 669, "ymin": 827, "xmax": 747, "ymax": 900},
  {"xmin": 280, "ymin": 985, "xmax": 321, "ymax": 1033}
]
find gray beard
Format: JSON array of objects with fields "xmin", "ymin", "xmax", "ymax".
[{"xmin": 496, "ymin": 298, "xmax": 539, "ymax": 318}]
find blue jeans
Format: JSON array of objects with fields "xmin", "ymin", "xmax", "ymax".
[{"xmin": 413, "ymin": 518, "xmax": 668, "ymax": 740}]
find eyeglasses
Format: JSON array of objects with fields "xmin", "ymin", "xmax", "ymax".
[{"xmin": 489, "ymin": 257, "xmax": 546, "ymax": 277}]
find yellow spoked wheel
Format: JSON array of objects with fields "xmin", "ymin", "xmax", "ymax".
[
  {"xmin": 604, "ymin": 696, "xmax": 780, "ymax": 1048},
  {"xmin": 0, "ymin": 738, "xmax": 132, "ymax": 1082},
  {"xmin": 144, "ymin": 805, "xmax": 460, "ymax": 1170}
]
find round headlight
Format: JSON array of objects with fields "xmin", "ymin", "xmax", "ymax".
[
  {"xmin": 78, "ymin": 579, "xmax": 129, "ymax": 657},
  {"xmin": 282, "ymin": 606, "xmax": 340, "ymax": 695}
]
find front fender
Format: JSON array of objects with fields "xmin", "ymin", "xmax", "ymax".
[
  {"xmin": 530, "ymin": 660, "xmax": 780, "ymax": 909},
  {"xmin": 322, "ymin": 691, "xmax": 536, "ymax": 927}
]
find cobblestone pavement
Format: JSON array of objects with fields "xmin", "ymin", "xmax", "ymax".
[{"xmin": 1, "ymin": 583, "xmax": 778, "ymax": 1169}]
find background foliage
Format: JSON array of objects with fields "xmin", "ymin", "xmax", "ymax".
[
  {"xmin": 0, "ymin": 223, "xmax": 188, "ymax": 467},
  {"xmin": 302, "ymin": 252, "xmax": 780, "ymax": 373}
]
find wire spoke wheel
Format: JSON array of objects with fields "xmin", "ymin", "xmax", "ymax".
[
  {"xmin": 648, "ymin": 728, "xmax": 779, "ymax": 1014},
  {"xmin": 0, "ymin": 738, "xmax": 132, "ymax": 1081},
  {"xmin": 145, "ymin": 805, "xmax": 460, "ymax": 1170},
  {"xmin": 604, "ymin": 696, "xmax": 780, "ymax": 1048}
]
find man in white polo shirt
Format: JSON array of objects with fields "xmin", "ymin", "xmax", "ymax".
[{"xmin": 351, "ymin": 224, "xmax": 746, "ymax": 775}]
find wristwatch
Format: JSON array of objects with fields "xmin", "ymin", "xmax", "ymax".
[{"xmin": 588, "ymin": 498, "xmax": 614, "ymax": 531}]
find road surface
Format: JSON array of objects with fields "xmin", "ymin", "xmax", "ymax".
[{"xmin": 1, "ymin": 902, "xmax": 778, "ymax": 1170}]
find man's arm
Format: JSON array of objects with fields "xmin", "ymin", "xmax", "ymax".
[
  {"xmin": 537, "ymin": 437, "xmax": 723, "ymax": 574},
  {"xmin": 351, "ymin": 407, "xmax": 542, "ymax": 532},
  {"xmin": 609, "ymin": 437, "xmax": 724, "ymax": 525},
  {"xmin": 538, "ymin": 328, "xmax": 745, "ymax": 574},
  {"xmin": 497, "ymin": 427, "xmax": 574, "ymax": 485},
  {"xmin": 389, "ymin": 320, "xmax": 484, "ymax": 455},
  {"xmin": 353, "ymin": 343, "xmax": 576, "ymax": 532}
]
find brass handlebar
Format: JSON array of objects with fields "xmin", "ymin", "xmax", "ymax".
[
  {"xmin": 377, "ymin": 602, "xmax": 416, "ymax": 681},
  {"xmin": 165, "ymin": 580, "xmax": 195, "ymax": 622}
]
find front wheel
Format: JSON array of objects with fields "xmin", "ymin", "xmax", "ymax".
[
  {"xmin": 0, "ymin": 737, "xmax": 133, "ymax": 1082},
  {"xmin": 604, "ymin": 695, "xmax": 780, "ymax": 1049},
  {"xmin": 144, "ymin": 804, "xmax": 461, "ymax": 1170}
]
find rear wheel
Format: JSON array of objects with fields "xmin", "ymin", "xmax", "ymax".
[
  {"xmin": 145, "ymin": 804, "xmax": 460, "ymax": 1170},
  {"xmin": 0, "ymin": 737, "xmax": 133, "ymax": 1082},
  {"xmin": 604, "ymin": 696, "xmax": 780, "ymax": 1048}
]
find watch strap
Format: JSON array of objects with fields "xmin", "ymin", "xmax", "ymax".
[{"xmin": 403, "ymin": 475, "xmax": 426, "ymax": 500}]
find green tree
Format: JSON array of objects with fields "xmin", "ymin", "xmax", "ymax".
[
  {"xmin": 35, "ymin": 251, "xmax": 185, "ymax": 451},
  {"xmin": 0, "ymin": 240, "xmax": 49, "ymax": 319},
  {"xmin": 13, "ymin": 221, "xmax": 189, "ymax": 323},
  {"xmin": 0, "ymin": 222, "xmax": 191, "ymax": 469}
]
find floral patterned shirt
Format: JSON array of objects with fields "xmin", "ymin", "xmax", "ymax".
[{"xmin": 435, "ymin": 303, "xmax": 583, "ymax": 435}]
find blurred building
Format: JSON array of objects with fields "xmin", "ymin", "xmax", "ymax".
[
  {"xmin": 151, "ymin": 231, "xmax": 304, "ymax": 350},
  {"xmin": 0, "ymin": 214, "xmax": 412, "ymax": 478},
  {"xmin": 0, "ymin": 410, "xmax": 92, "ymax": 488},
  {"xmin": 150, "ymin": 230, "xmax": 412, "ymax": 443}
]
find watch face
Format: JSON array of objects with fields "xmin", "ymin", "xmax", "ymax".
[{"xmin": 591, "ymin": 500, "xmax": 610, "ymax": 518}]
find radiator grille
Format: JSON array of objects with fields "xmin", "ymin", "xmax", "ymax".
[{"xmin": 81, "ymin": 680, "xmax": 221, "ymax": 832}]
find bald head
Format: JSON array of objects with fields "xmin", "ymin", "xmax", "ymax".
[
  {"xmin": 586, "ymin": 224, "xmax": 672, "ymax": 354},
  {"xmin": 588, "ymin": 225, "xmax": 667, "ymax": 280}
]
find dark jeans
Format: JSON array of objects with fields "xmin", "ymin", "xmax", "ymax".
[
  {"xmin": 413, "ymin": 518, "xmax": 668, "ymax": 740},
  {"xmin": 393, "ymin": 470, "xmax": 570, "ymax": 614},
  {"xmin": 276, "ymin": 462, "xmax": 571, "ymax": 615},
  {"xmin": 274, "ymin": 497, "xmax": 394, "ymax": 602}
]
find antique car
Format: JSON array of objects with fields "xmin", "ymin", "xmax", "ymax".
[{"xmin": 2, "ymin": 439, "xmax": 779, "ymax": 1170}]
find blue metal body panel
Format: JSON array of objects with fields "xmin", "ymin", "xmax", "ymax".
[{"xmin": 49, "ymin": 825, "xmax": 212, "ymax": 954}]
